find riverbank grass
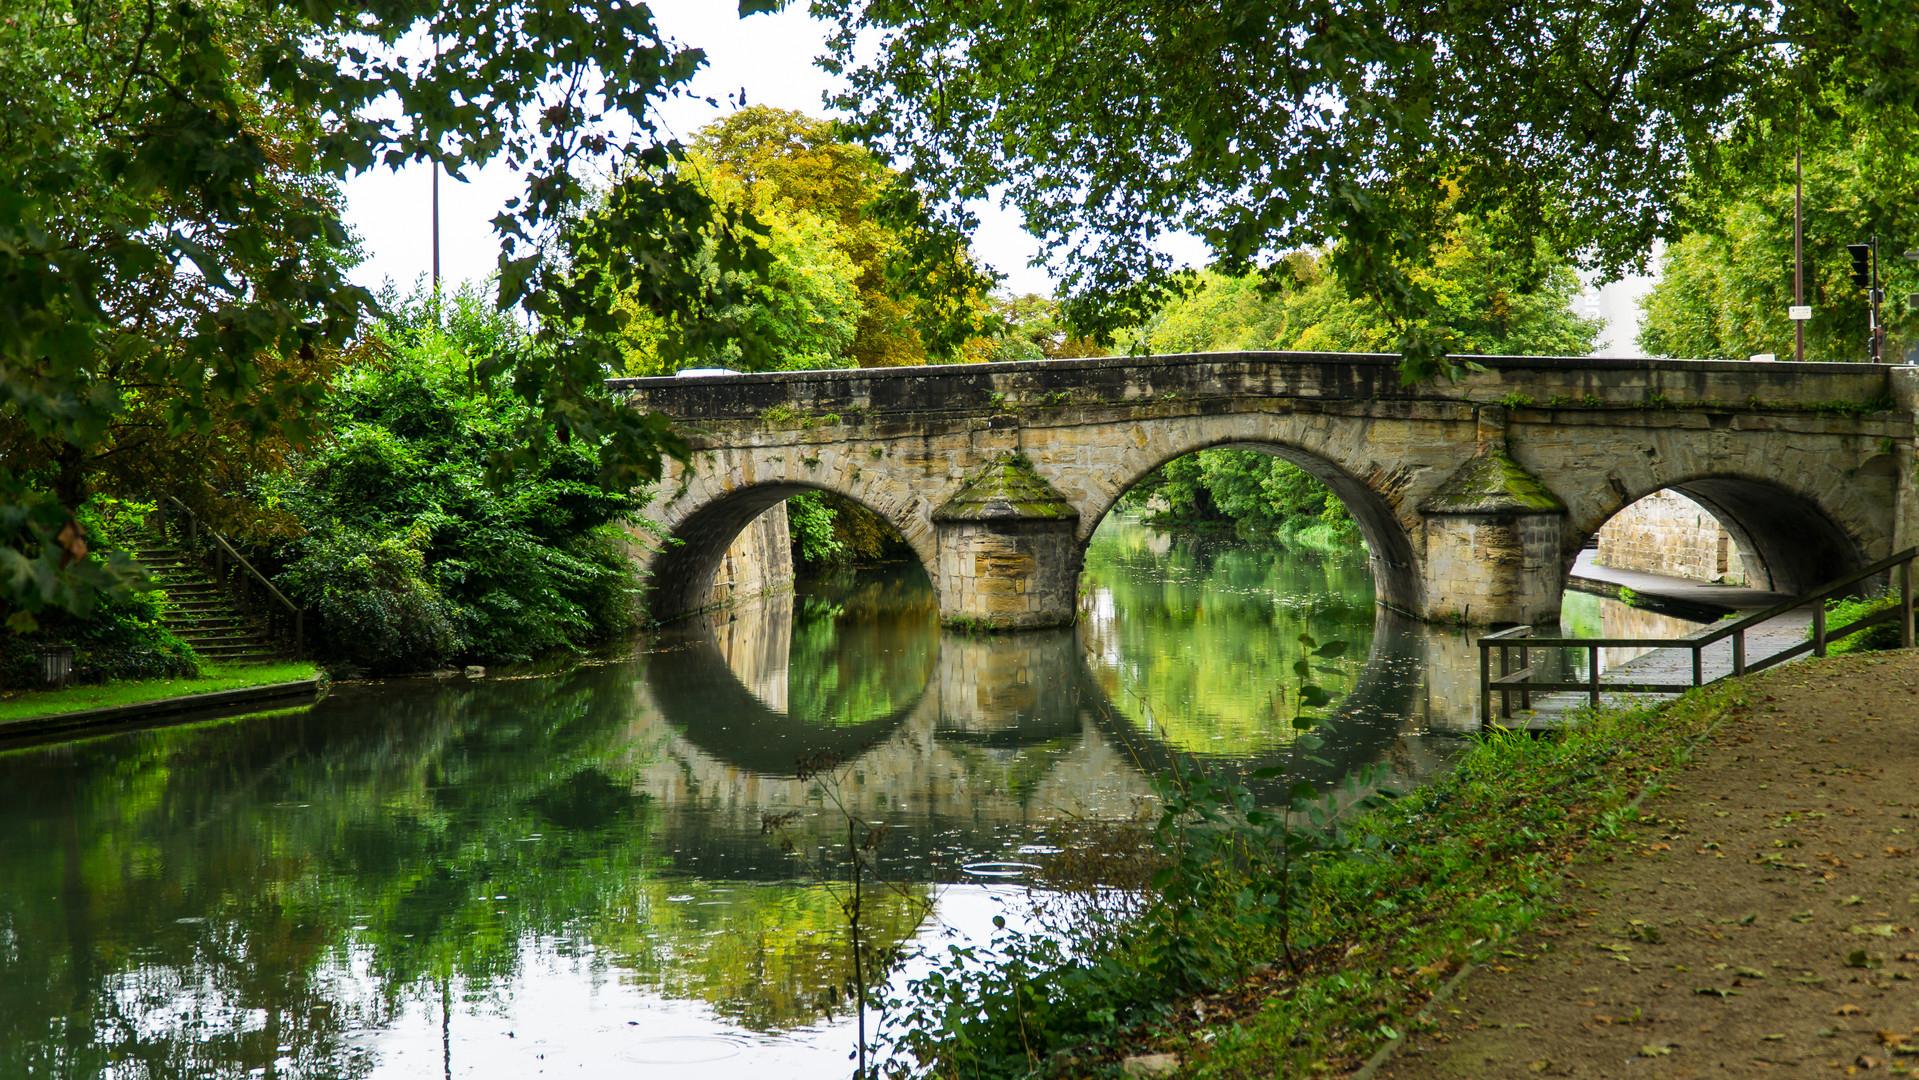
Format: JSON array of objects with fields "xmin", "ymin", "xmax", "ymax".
[
  {"xmin": 905, "ymin": 683, "xmax": 1744, "ymax": 1078},
  {"xmin": 0, "ymin": 661, "xmax": 320, "ymax": 722}
]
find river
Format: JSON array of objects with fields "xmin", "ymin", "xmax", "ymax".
[{"xmin": 0, "ymin": 518, "xmax": 1701, "ymax": 1079}]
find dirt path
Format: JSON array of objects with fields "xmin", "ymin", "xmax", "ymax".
[{"xmin": 1382, "ymin": 651, "xmax": 1919, "ymax": 1080}]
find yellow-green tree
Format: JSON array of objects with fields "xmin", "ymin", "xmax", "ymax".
[
  {"xmin": 1146, "ymin": 221, "xmax": 1600, "ymax": 358},
  {"xmin": 615, "ymin": 107, "xmax": 997, "ymax": 374}
]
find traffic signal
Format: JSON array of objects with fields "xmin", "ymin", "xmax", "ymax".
[{"xmin": 1848, "ymin": 244, "xmax": 1873, "ymax": 288}]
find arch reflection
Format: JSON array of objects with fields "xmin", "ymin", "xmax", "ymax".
[{"xmin": 634, "ymin": 526, "xmax": 1476, "ymax": 883}]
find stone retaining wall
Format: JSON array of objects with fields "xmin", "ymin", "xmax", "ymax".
[
  {"xmin": 1595, "ymin": 489, "xmax": 1749, "ymax": 585},
  {"xmin": 700, "ymin": 502, "xmax": 794, "ymax": 611}
]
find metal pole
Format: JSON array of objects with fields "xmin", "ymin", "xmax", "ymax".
[
  {"xmin": 1499, "ymin": 644, "xmax": 1512, "ymax": 720},
  {"xmin": 1588, "ymin": 645, "xmax": 1600, "ymax": 709},
  {"xmin": 1479, "ymin": 642, "xmax": 1491, "ymax": 727},
  {"xmin": 1734, "ymin": 628, "xmax": 1746, "ymax": 676},
  {"xmin": 1692, "ymin": 643, "xmax": 1703, "ymax": 686},
  {"xmin": 1871, "ymin": 236, "xmax": 1882, "ymax": 362},
  {"xmin": 1519, "ymin": 644, "xmax": 1530, "ymax": 712},
  {"xmin": 1794, "ymin": 144, "xmax": 1805, "ymax": 363},
  {"xmin": 1814, "ymin": 601, "xmax": 1827, "ymax": 657},
  {"xmin": 1902, "ymin": 560, "xmax": 1914, "ymax": 649}
]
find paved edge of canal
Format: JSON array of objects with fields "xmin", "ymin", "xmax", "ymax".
[{"xmin": 1376, "ymin": 649, "xmax": 1919, "ymax": 1080}]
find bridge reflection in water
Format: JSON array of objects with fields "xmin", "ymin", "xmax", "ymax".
[{"xmin": 629, "ymin": 535, "xmax": 1482, "ymax": 885}]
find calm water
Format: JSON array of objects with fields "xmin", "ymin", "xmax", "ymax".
[{"xmin": 0, "ymin": 519, "xmax": 1691, "ymax": 1079}]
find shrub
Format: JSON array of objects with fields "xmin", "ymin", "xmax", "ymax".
[
  {"xmin": 258, "ymin": 286, "xmax": 646, "ymax": 668},
  {"xmin": 279, "ymin": 527, "xmax": 461, "ymax": 674}
]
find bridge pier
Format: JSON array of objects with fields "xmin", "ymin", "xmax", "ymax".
[
  {"xmin": 1416, "ymin": 438, "xmax": 1568, "ymax": 625},
  {"xmin": 931, "ymin": 456, "xmax": 1083, "ymax": 631}
]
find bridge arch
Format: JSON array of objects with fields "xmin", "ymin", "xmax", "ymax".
[
  {"xmin": 642, "ymin": 475, "xmax": 940, "ymax": 623},
  {"xmin": 1568, "ymin": 473, "xmax": 1876, "ymax": 596},
  {"xmin": 1079, "ymin": 421, "xmax": 1424, "ymax": 616}
]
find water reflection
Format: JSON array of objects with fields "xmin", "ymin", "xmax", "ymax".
[{"xmin": 0, "ymin": 518, "xmax": 1496, "ymax": 1079}]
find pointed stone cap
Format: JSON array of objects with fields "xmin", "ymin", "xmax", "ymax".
[
  {"xmin": 1418, "ymin": 446, "xmax": 1565, "ymax": 515},
  {"xmin": 933, "ymin": 455, "xmax": 1079, "ymax": 522}
]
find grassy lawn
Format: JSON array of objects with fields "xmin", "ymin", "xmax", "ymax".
[{"xmin": 0, "ymin": 661, "xmax": 320, "ymax": 722}]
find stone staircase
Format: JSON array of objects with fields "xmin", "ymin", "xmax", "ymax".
[{"xmin": 130, "ymin": 538, "xmax": 283, "ymax": 664}]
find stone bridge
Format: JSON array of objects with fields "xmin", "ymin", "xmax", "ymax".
[{"xmin": 612, "ymin": 353, "xmax": 1919, "ymax": 629}]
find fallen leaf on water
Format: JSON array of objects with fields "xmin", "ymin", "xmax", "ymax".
[
  {"xmin": 1844, "ymin": 895, "xmax": 1867, "ymax": 906},
  {"xmin": 1695, "ymin": 988, "xmax": 1741, "ymax": 998},
  {"xmin": 1847, "ymin": 950, "xmax": 1886, "ymax": 969},
  {"xmin": 1849, "ymin": 924, "xmax": 1899, "ymax": 937},
  {"xmin": 1639, "ymin": 1044, "xmax": 1673, "ymax": 1057},
  {"xmin": 1836, "ymin": 1004, "xmax": 1867, "ymax": 1016},
  {"xmin": 1734, "ymin": 966, "xmax": 1768, "ymax": 979}
]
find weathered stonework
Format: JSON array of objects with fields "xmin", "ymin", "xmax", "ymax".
[
  {"xmin": 1415, "ymin": 435, "xmax": 1567, "ymax": 624},
  {"xmin": 1596, "ymin": 489, "xmax": 1751, "ymax": 585},
  {"xmin": 699, "ymin": 502, "xmax": 794, "ymax": 611},
  {"xmin": 931, "ymin": 456, "xmax": 1081, "ymax": 629},
  {"xmin": 617, "ymin": 354, "xmax": 1919, "ymax": 628}
]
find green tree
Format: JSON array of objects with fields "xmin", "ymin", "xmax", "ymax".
[
  {"xmin": 1638, "ymin": 108, "xmax": 1919, "ymax": 363},
  {"xmin": 613, "ymin": 155, "xmax": 865, "ymax": 376},
  {"xmin": 1, "ymin": 1, "xmax": 993, "ymax": 630},
  {"xmin": 816, "ymin": 0, "xmax": 1919, "ymax": 378},
  {"xmin": 1121, "ymin": 451, "xmax": 1358, "ymax": 544},
  {"xmin": 1146, "ymin": 233, "xmax": 1601, "ymax": 358},
  {"xmin": 975, "ymin": 293, "xmax": 1112, "ymax": 362},
  {"xmin": 613, "ymin": 107, "xmax": 999, "ymax": 373}
]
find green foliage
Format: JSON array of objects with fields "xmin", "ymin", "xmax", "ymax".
[
  {"xmin": 1639, "ymin": 96, "xmax": 1919, "ymax": 364},
  {"xmin": 813, "ymin": 1, "xmax": 1915, "ymax": 375},
  {"xmin": 976, "ymin": 294, "xmax": 1113, "ymax": 362},
  {"xmin": 0, "ymin": 500, "xmax": 195, "ymax": 689},
  {"xmin": 887, "ymin": 721, "xmax": 1397, "ymax": 1078},
  {"xmin": 1144, "ymin": 241, "xmax": 1601, "ymax": 360},
  {"xmin": 277, "ymin": 527, "xmax": 461, "ymax": 675},
  {"xmin": 265, "ymin": 286, "xmax": 644, "ymax": 672},
  {"xmin": 893, "ymin": 675, "xmax": 1743, "ymax": 1077},
  {"xmin": 10, "ymin": 1, "xmax": 1003, "ymax": 626},
  {"xmin": 0, "ymin": 586, "xmax": 198, "ymax": 692},
  {"xmin": 786, "ymin": 491, "xmax": 846, "ymax": 567},
  {"xmin": 611, "ymin": 107, "xmax": 998, "ymax": 373},
  {"xmin": 1121, "ymin": 450, "xmax": 1359, "ymax": 544},
  {"xmin": 786, "ymin": 491, "xmax": 908, "ymax": 569}
]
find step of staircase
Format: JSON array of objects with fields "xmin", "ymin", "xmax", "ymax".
[{"xmin": 129, "ymin": 535, "xmax": 288, "ymax": 665}]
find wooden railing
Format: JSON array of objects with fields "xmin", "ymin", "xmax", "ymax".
[
  {"xmin": 154, "ymin": 496, "xmax": 305, "ymax": 658},
  {"xmin": 1480, "ymin": 548, "xmax": 1918, "ymax": 723}
]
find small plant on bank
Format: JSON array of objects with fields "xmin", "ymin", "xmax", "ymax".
[{"xmin": 1497, "ymin": 392, "xmax": 1535, "ymax": 409}]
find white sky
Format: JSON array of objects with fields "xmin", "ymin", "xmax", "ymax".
[
  {"xmin": 339, "ymin": 3, "xmax": 1648, "ymax": 351},
  {"xmin": 340, "ymin": 2, "xmax": 1071, "ymax": 299}
]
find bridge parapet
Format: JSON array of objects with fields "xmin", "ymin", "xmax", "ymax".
[
  {"xmin": 619, "ymin": 354, "xmax": 1919, "ymax": 629},
  {"xmin": 611, "ymin": 352, "xmax": 1899, "ymax": 422}
]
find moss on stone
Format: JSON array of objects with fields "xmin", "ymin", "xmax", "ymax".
[
  {"xmin": 1419, "ymin": 446, "xmax": 1566, "ymax": 515},
  {"xmin": 932, "ymin": 455, "xmax": 1080, "ymax": 522}
]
